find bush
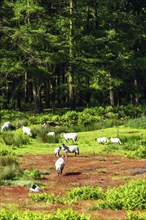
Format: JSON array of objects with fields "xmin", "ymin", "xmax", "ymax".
[
  {"xmin": 125, "ymin": 116, "xmax": 146, "ymax": 129},
  {"xmin": 1, "ymin": 132, "xmax": 15, "ymax": 145},
  {"xmin": 127, "ymin": 211, "xmax": 146, "ymax": 220},
  {"xmin": 103, "ymin": 179, "xmax": 146, "ymax": 210},
  {"xmin": 0, "ymin": 156, "xmax": 21, "ymax": 181},
  {"xmin": 67, "ymin": 186, "xmax": 105, "ymax": 201},
  {"xmin": 127, "ymin": 146, "xmax": 146, "ymax": 159},
  {"xmin": 23, "ymin": 169, "xmax": 42, "ymax": 180},
  {"xmin": 29, "ymin": 192, "xmax": 63, "ymax": 204},
  {"xmin": 0, "ymin": 149, "xmax": 14, "ymax": 156},
  {"xmin": 0, "ymin": 208, "xmax": 90, "ymax": 220},
  {"xmin": 1, "ymin": 132, "xmax": 30, "ymax": 147}
]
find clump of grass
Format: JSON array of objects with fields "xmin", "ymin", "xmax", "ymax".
[
  {"xmin": 99, "ymin": 157, "xmax": 107, "ymax": 161},
  {"xmin": 125, "ymin": 116, "xmax": 146, "ymax": 129},
  {"xmin": 0, "ymin": 156, "xmax": 21, "ymax": 181},
  {"xmin": 112, "ymin": 161, "xmax": 120, "ymax": 164},
  {"xmin": 0, "ymin": 149, "xmax": 14, "ymax": 156},
  {"xmin": 1, "ymin": 132, "xmax": 30, "ymax": 147},
  {"xmin": 23, "ymin": 169, "xmax": 44, "ymax": 180},
  {"xmin": 33, "ymin": 126, "xmax": 60, "ymax": 143}
]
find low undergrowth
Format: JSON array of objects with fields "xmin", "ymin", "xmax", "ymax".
[
  {"xmin": 0, "ymin": 208, "xmax": 90, "ymax": 220},
  {"xmin": 29, "ymin": 180, "xmax": 146, "ymax": 212},
  {"xmin": 89, "ymin": 179, "xmax": 146, "ymax": 211},
  {"xmin": 127, "ymin": 211, "xmax": 146, "ymax": 220}
]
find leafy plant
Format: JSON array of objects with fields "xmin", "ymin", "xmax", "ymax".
[
  {"xmin": 103, "ymin": 179, "xmax": 146, "ymax": 210},
  {"xmin": 0, "ymin": 208, "xmax": 90, "ymax": 220},
  {"xmin": 23, "ymin": 169, "xmax": 42, "ymax": 180},
  {"xmin": 67, "ymin": 186, "xmax": 105, "ymax": 201},
  {"xmin": 127, "ymin": 211, "xmax": 146, "ymax": 220},
  {"xmin": 0, "ymin": 156, "xmax": 21, "ymax": 181},
  {"xmin": 29, "ymin": 192, "xmax": 63, "ymax": 204}
]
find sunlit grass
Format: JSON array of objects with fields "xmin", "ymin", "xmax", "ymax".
[{"xmin": 0, "ymin": 126, "xmax": 145, "ymax": 156}]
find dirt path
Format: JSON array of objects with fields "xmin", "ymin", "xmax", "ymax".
[{"xmin": 0, "ymin": 154, "xmax": 146, "ymax": 220}]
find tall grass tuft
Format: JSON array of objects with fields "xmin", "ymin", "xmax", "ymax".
[
  {"xmin": 125, "ymin": 116, "xmax": 146, "ymax": 129},
  {"xmin": 1, "ymin": 132, "xmax": 30, "ymax": 147},
  {"xmin": 0, "ymin": 156, "xmax": 21, "ymax": 181}
]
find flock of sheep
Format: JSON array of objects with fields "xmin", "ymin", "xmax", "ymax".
[{"xmin": 1, "ymin": 121, "xmax": 122, "ymax": 179}]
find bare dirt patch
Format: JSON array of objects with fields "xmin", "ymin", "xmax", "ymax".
[{"xmin": 0, "ymin": 154, "xmax": 146, "ymax": 220}]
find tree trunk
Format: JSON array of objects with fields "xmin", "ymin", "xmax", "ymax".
[
  {"xmin": 32, "ymin": 81, "xmax": 42, "ymax": 113},
  {"xmin": 68, "ymin": 0, "xmax": 75, "ymax": 109},
  {"xmin": 109, "ymin": 72, "xmax": 115, "ymax": 106},
  {"xmin": 134, "ymin": 77, "xmax": 139, "ymax": 104}
]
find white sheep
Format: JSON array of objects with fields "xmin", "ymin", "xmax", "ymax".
[
  {"xmin": 110, "ymin": 137, "xmax": 122, "ymax": 144},
  {"xmin": 29, "ymin": 184, "xmax": 41, "ymax": 193},
  {"xmin": 1, "ymin": 121, "xmax": 15, "ymax": 132},
  {"xmin": 21, "ymin": 125, "xmax": 32, "ymax": 136},
  {"xmin": 60, "ymin": 132, "xmax": 78, "ymax": 142},
  {"xmin": 47, "ymin": 131, "xmax": 55, "ymax": 136},
  {"xmin": 62, "ymin": 143, "xmax": 79, "ymax": 156},
  {"xmin": 95, "ymin": 137, "xmax": 108, "ymax": 144},
  {"xmin": 55, "ymin": 156, "xmax": 65, "ymax": 176},
  {"xmin": 54, "ymin": 146, "xmax": 61, "ymax": 157}
]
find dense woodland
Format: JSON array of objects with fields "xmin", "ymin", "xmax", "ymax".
[{"xmin": 0, "ymin": 0, "xmax": 146, "ymax": 113}]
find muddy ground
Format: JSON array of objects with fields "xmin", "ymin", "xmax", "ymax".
[{"xmin": 0, "ymin": 153, "xmax": 146, "ymax": 220}]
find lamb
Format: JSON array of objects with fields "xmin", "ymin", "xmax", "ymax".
[
  {"xmin": 110, "ymin": 137, "xmax": 122, "ymax": 144},
  {"xmin": 95, "ymin": 137, "xmax": 108, "ymax": 144},
  {"xmin": 60, "ymin": 132, "xmax": 78, "ymax": 142},
  {"xmin": 62, "ymin": 143, "xmax": 79, "ymax": 156},
  {"xmin": 47, "ymin": 131, "xmax": 55, "ymax": 136},
  {"xmin": 21, "ymin": 125, "xmax": 32, "ymax": 136},
  {"xmin": 54, "ymin": 146, "xmax": 61, "ymax": 157},
  {"xmin": 1, "ymin": 121, "xmax": 15, "ymax": 132},
  {"xmin": 55, "ymin": 156, "xmax": 65, "ymax": 176},
  {"xmin": 29, "ymin": 184, "xmax": 41, "ymax": 192}
]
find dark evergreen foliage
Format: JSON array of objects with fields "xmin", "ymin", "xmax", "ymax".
[{"xmin": 0, "ymin": 0, "xmax": 146, "ymax": 112}]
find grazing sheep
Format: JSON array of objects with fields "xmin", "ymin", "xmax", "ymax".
[
  {"xmin": 55, "ymin": 156, "xmax": 65, "ymax": 176},
  {"xmin": 110, "ymin": 137, "xmax": 122, "ymax": 144},
  {"xmin": 1, "ymin": 121, "xmax": 15, "ymax": 132},
  {"xmin": 47, "ymin": 131, "xmax": 55, "ymax": 136},
  {"xmin": 60, "ymin": 132, "xmax": 78, "ymax": 142},
  {"xmin": 54, "ymin": 146, "xmax": 61, "ymax": 157},
  {"xmin": 29, "ymin": 184, "xmax": 41, "ymax": 192},
  {"xmin": 95, "ymin": 137, "xmax": 108, "ymax": 144},
  {"xmin": 62, "ymin": 143, "xmax": 79, "ymax": 156},
  {"xmin": 21, "ymin": 125, "xmax": 32, "ymax": 136}
]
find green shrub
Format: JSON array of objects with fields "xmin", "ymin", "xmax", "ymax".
[
  {"xmin": 23, "ymin": 169, "xmax": 42, "ymax": 180},
  {"xmin": 62, "ymin": 110, "xmax": 78, "ymax": 125},
  {"xmin": 104, "ymin": 179, "xmax": 146, "ymax": 210},
  {"xmin": 15, "ymin": 119, "xmax": 29, "ymax": 128},
  {"xmin": 127, "ymin": 146, "xmax": 146, "ymax": 159},
  {"xmin": 125, "ymin": 116, "xmax": 146, "ymax": 129},
  {"xmin": 0, "ymin": 208, "xmax": 90, "ymax": 220},
  {"xmin": 1, "ymin": 132, "xmax": 30, "ymax": 147},
  {"xmin": 0, "ymin": 164, "xmax": 20, "ymax": 180},
  {"xmin": 29, "ymin": 192, "xmax": 63, "ymax": 204},
  {"xmin": 0, "ymin": 156, "xmax": 21, "ymax": 181},
  {"xmin": 0, "ymin": 149, "xmax": 14, "ymax": 156},
  {"xmin": 1, "ymin": 132, "xmax": 15, "ymax": 145},
  {"xmin": 33, "ymin": 126, "xmax": 59, "ymax": 143},
  {"xmin": 127, "ymin": 211, "xmax": 146, "ymax": 220},
  {"xmin": 67, "ymin": 186, "xmax": 105, "ymax": 201}
]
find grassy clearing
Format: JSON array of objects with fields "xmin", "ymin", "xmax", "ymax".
[{"xmin": 0, "ymin": 126, "xmax": 145, "ymax": 157}]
